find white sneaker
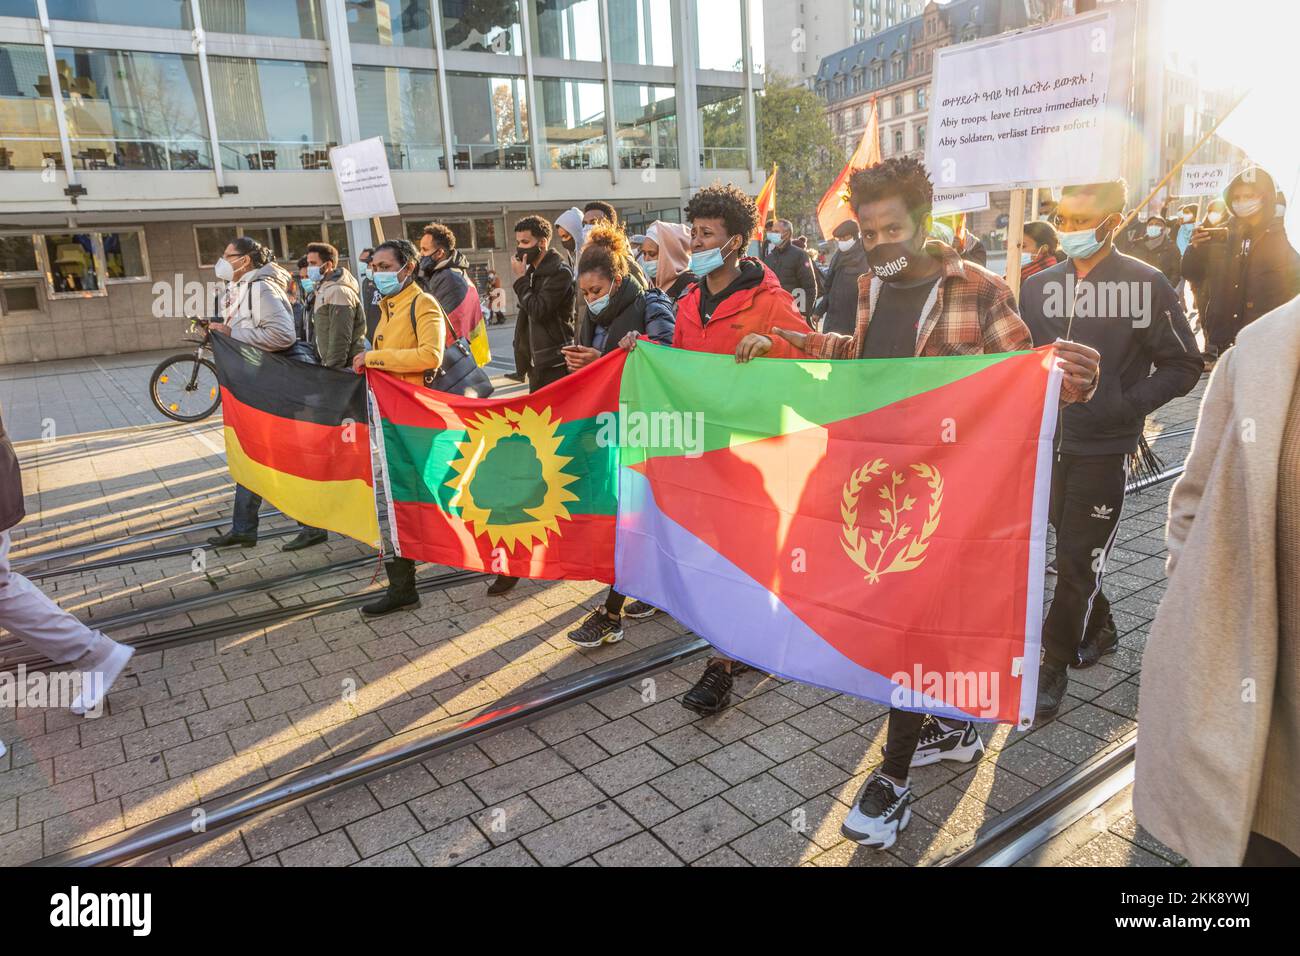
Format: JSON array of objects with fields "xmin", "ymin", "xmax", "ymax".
[
  {"xmin": 910, "ymin": 716, "xmax": 986, "ymax": 768},
  {"xmin": 841, "ymin": 773, "xmax": 913, "ymax": 849},
  {"xmin": 71, "ymin": 640, "xmax": 135, "ymax": 716}
]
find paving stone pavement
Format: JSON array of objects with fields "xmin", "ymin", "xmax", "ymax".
[{"xmin": 0, "ymin": 356, "xmax": 1208, "ymax": 867}]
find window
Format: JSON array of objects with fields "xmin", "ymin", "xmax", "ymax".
[
  {"xmin": 893, "ymin": 128, "xmax": 904, "ymax": 153},
  {"xmin": 0, "ymin": 1, "xmax": 36, "ymax": 16},
  {"xmin": 441, "ymin": 0, "xmax": 521, "ymax": 54},
  {"xmin": 53, "ymin": 47, "xmax": 212, "ymax": 170},
  {"xmin": 0, "ymin": 235, "xmax": 39, "ymax": 277},
  {"xmin": 345, "ymin": 0, "xmax": 433, "ymax": 47},
  {"xmin": 915, "ymin": 123, "xmax": 925, "ymax": 150},
  {"xmin": 530, "ymin": 0, "xmax": 601, "ymax": 61},
  {"xmin": 209, "ymin": 57, "xmax": 338, "ymax": 171},
  {"xmin": 613, "ymin": 83, "xmax": 678, "ymax": 170},
  {"xmin": 698, "ymin": 86, "xmax": 747, "ymax": 169},
  {"xmin": 474, "ymin": 218, "xmax": 501, "ymax": 249},
  {"xmin": 0, "ymin": 44, "xmax": 60, "ymax": 171},
  {"xmin": 193, "ymin": 223, "xmax": 344, "ymax": 268},
  {"xmin": 696, "ymin": 0, "xmax": 744, "ymax": 71},
  {"xmin": 194, "ymin": 226, "xmax": 231, "ymax": 267},
  {"xmin": 894, "ymin": 94, "xmax": 904, "ymax": 116},
  {"xmin": 199, "ymin": 1, "xmax": 325, "ymax": 40},
  {"xmin": 608, "ymin": 0, "xmax": 672, "ymax": 66},
  {"xmin": 403, "ymin": 219, "xmax": 472, "ymax": 250},
  {"xmin": 42, "ymin": 233, "xmax": 103, "ymax": 296},
  {"xmin": 45, "ymin": 0, "xmax": 192, "ymax": 29},
  {"xmin": 446, "ymin": 73, "xmax": 530, "ymax": 171},
  {"xmin": 102, "ymin": 231, "xmax": 149, "ymax": 280},
  {"xmin": 916, "ymin": 85, "xmax": 926, "ymax": 109},
  {"xmin": 0, "ymin": 283, "xmax": 40, "ymax": 314},
  {"xmin": 536, "ymin": 77, "xmax": 607, "ymax": 169},
  {"xmin": 354, "ymin": 65, "xmax": 444, "ymax": 171}
]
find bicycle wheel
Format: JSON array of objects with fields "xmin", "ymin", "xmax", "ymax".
[{"xmin": 150, "ymin": 353, "xmax": 221, "ymax": 423}]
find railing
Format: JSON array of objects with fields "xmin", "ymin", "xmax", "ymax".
[
  {"xmin": 219, "ymin": 140, "xmax": 338, "ymax": 172},
  {"xmin": 450, "ymin": 142, "xmax": 531, "ymax": 171},
  {"xmin": 546, "ymin": 142, "xmax": 609, "ymax": 170},
  {"xmin": 0, "ymin": 137, "xmax": 64, "ymax": 171},
  {"xmin": 616, "ymin": 145, "xmax": 678, "ymax": 169},
  {"xmin": 68, "ymin": 137, "xmax": 212, "ymax": 171},
  {"xmin": 699, "ymin": 145, "xmax": 748, "ymax": 169},
  {"xmin": 381, "ymin": 142, "xmax": 447, "ymax": 172}
]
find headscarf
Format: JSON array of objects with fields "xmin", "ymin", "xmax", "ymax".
[
  {"xmin": 555, "ymin": 207, "xmax": 585, "ymax": 257},
  {"xmin": 645, "ymin": 220, "xmax": 691, "ymax": 292}
]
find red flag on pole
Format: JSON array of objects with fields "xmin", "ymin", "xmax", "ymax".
[
  {"xmin": 817, "ymin": 97, "xmax": 881, "ymax": 240},
  {"xmin": 752, "ymin": 165, "xmax": 778, "ymax": 241}
]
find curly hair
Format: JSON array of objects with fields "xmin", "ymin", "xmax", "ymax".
[
  {"xmin": 422, "ymin": 222, "xmax": 456, "ymax": 252},
  {"xmin": 583, "ymin": 200, "xmax": 617, "ymax": 223},
  {"xmin": 847, "ymin": 156, "xmax": 934, "ymax": 227},
  {"xmin": 685, "ymin": 182, "xmax": 757, "ymax": 239},
  {"xmin": 305, "ymin": 241, "xmax": 338, "ymax": 265},
  {"xmin": 577, "ymin": 223, "xmax": 630, "ymax": 283},
  {"xmin": 513, "ymin": 215, "xmax": 552, "ymax": 241}
]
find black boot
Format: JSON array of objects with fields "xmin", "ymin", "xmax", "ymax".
[
  {"xmin": 1074, "ymin": 616, "xmax": 1119, "ymax": 668},
  {"xmin": 487, "ymin": 574, "xmax": 519, "ymax": 596},
  {"xmin": 1035, "ymin": 660, "xmax": 1070, "ymax": 719},
  {"xmin": 681, "ymin": 660, "xmax": 735, "ymax": 716},
  {"xmin": 361, "ymin": 559, "xmax": 420, "ymax": 617},
  {"xmin": 282, "ymin": 529, "xmax": 328, "ymax": 552},
  {"xmin": 207, "ymin": 530, "xmax": 257, "ymax": 548}
]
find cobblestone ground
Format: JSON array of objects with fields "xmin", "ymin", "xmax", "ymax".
[{"xmin": 0, "ymin": 355, "xmax": 1204, "ymax": 867}]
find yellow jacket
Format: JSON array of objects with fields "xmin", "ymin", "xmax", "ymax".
[{"xmin": 365, "ymin": 280, "xmax": 447, "ymax": 385}]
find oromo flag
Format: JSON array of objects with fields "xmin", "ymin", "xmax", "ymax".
[{"xmin": 614, "ymin": 342, "xmax": 1062, "ymax": 727}]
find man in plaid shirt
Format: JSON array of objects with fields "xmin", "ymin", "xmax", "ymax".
[{"xmin": 738, "ymin": 156, "xmax": 1100, "ymax": 850}]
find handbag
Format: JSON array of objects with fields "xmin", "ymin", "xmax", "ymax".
[{"xmin": 408, "ymin": 300, "xmax": 494, "ymax": 398}]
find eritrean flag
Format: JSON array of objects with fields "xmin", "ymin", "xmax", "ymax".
[
  {"xmin": 615, "ymin": 343, "xmax": 1062, "ymax": 726},
  {"xmin": 210, "ymin": 334, "xmax": 380, "ymax": 547},
  {"xmin": 368, "ymin": 353, "xmax": 625, "ymax": 581}
]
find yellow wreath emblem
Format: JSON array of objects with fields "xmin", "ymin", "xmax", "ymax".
[{"xmin": 840, "ymin": 458, "xmax": 943, "ymax": 584}]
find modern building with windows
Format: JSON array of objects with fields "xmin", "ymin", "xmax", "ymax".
[{"xmin": 0, "ymin": 0, "xmax": 766, "ymax": 363}]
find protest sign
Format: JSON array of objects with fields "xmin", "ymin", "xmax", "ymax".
[{"xmin": 330, "ymin": 138, "xmax": 398, "ymax": 221}]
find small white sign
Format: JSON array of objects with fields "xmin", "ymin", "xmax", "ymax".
[
  {"xmin": 330, "ymin": 137, "xmax": 398, "ymax": 221},
  {"xmin": 932, "ymin": 190, "xmax": 990, "ymax": 216},
  {"xmin": 1179, "ymin": 163, "xmax": 1232, "ymax": 198}
]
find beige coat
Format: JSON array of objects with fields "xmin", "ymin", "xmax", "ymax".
[{"xmin": 1134, "ymin": 296, "xmax": 1300, "ymax": 866}]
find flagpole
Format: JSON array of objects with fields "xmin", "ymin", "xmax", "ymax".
[{"xmin": 1005, "ymin": 189, "xmax": 1027, "ymax": 296}]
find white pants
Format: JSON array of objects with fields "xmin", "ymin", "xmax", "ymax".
[{"xmin": 0, "ymin": 529, "xmax": 115, "ymax": 668}]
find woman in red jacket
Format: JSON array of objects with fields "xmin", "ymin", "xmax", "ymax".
[{"xmin": 619, "ymin": 183, "xmax": 809, "ymax": 714}]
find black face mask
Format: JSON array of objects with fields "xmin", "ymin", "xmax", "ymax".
[
  {"xmin": 516, "ymin": 245, "xmax": 542, "ymax": 265},
  {"xmin": 417, "ymin": 254, "xmax": 436, "ymax": 278},
  {"xmin": 867, "ymin": 238, "xmax": 919, "ymax": 282}
]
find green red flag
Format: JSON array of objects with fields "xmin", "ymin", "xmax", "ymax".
[
  {"xmin": 614, "ymin": 342, "xmax": 1062, "ymax": 726},
  {"xmin": 368, "ymin": 353, "xmax": 626, "ymax": 582}
]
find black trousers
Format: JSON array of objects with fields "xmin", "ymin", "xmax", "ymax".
[
  {"xmin": 1043, "ymin": 452, "xmax": 1128, "ymax": 668},
  {"xmin": 880, "ymin": 709, "xmax": 970, "ymax": 780}
]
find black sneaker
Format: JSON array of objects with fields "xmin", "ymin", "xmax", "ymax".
[
  {"xmin": 567, "ymin": 609, "xmax": 624, "ymax": 648},
  {"xmin": 841, "ymin": 774, "xmax": 913, "ymax": 848},
  {"xmin": 282, "ymin": 529, "xmax": 328, "ymax": 552},
  {"xmin": 1074, "ymin": 618, "xmax": 1119, "ymax": 668},
  {"xmin": 487, "ymin": 574, "xmax": 519, "ymax": 596},
  {"xmin": 681, "ymin": 660, "xmax": 734, "ymax": 715},
  {"xmin": 624, "ymin": 600, "xmax": 658, "ymax": 619},
  {"xmin": 1036, "ymin": 661, "xmax": 1070, "ymax": 719},
  {"xmin": 909, "ymin": 716, "xmax": 985, "ymax": 768}
]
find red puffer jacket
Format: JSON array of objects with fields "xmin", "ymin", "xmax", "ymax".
[{"xmin": 672, "ymin": 258, "xmax": 808, "ymax": 357}]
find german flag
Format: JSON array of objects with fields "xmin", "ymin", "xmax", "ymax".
[{"xmin": 210, "ymin": 334, "xmax": 380, "ymax": 547}]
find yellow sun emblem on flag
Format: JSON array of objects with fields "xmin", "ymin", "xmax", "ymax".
[{"xmin": 444, "ymin": 406, "xmax": 580, "ymax": 551}]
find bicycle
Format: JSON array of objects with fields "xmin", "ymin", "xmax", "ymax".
[{"xmin": 149, "ymin": 317, "xmax": 221, "ymax": 423}]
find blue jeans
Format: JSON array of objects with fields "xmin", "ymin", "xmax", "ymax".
[{"xmin": 231, "ymin": 485, "xmax": 321, "ymax": 537}]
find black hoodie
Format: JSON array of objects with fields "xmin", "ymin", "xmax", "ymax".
[{"xmin": 512, "ymin": 248, "xmax": 576, "ymax": 389}]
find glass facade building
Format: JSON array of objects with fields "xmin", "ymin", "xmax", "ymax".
[{"xmin": 0, "ymin": 0, "xmax": 765, "ymax": 363}]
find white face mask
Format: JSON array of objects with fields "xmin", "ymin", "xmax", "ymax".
[
  {"xmin": 1146, "ymin": 225, "xmax": 1164, "ymax": 238},
  {"xmin": 1207, "ymin": 211, "xmax": 1224, "ymax": 225},
  {"xmin": 1232, "ymin": 197, "xmax": 1263, "ymax": 219},
  {"xmin": 214, "ymin": 257, "xmax": 235, "ymax": 282},
  {"xmin": 837, "ymin": 238, "xmax": 857, "ymax": 252}
]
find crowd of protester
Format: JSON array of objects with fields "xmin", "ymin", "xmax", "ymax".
[{"xmin": 3, "ymin": 153, "xmax": 1297, "ymax": 866}]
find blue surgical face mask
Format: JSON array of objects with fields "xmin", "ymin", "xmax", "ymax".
[
  {"xmin": 357, "ymin": 262, "xmax": 368, "ymax": 279},
  {"xmin": 1058, "ymin": 224, "xmax": 1107, "ymax": 261},
  {"xmin": 373, "ymin": 269, "xmax": 403, "ymax": 297},
  {"xmin": 689, "ymin": 238, "xmax": 737, "ymax": 278},
  {"xmin": 307, "ymin": 265, "xmax": 322, "ymax": 282},
  {"xmin": 642, "ymin": 259, "xmax": 658, "ymax": 278},
  {"xmin": 1020, "ymin": 252, "xmax": 1034, "ymax": 267},
  {"xmin": 587, "ymin": 291, "xmax": 611, "ymax": 315},
  {"xmin": 765, "ymin": 231, "xmax": 782, "ymax": 245},
  {"xmin": 300, "ymin": 277, "xmax": 316, "ymax": 294},
  {"xmin": 1146, "ymin": 224, "xmax": 1164, "ymax": 238}
]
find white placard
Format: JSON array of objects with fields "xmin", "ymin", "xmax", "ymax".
[
  {"xmin": 1179, "ymin": 163, "xmax": 1232, "ymax": 198},
  {"xmin": 330, "ymin": 137, "xmax": 398, "ymax": 221},
  {"xmin": 932, "ymin": 190, "xmax": 990, "ymax": 216},
  {"xmin": 926, "ymin": 9, "xmax": 1130, "ymax": 190}
]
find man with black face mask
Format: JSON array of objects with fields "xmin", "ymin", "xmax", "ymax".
[{"xmin": 740, "ymin": 157, "xmax": 1101, "ymax": 851}]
